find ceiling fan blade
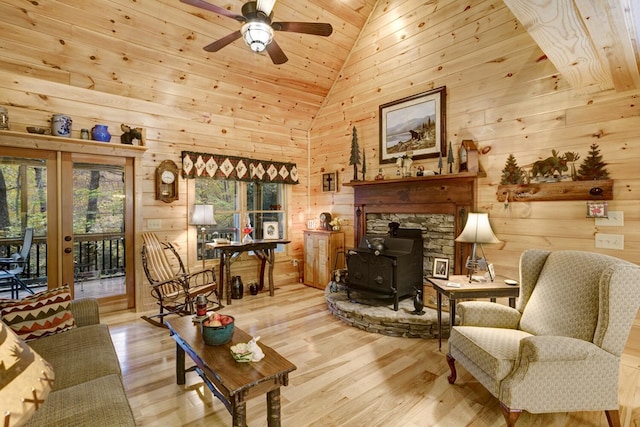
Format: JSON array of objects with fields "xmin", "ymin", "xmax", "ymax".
[
  {"xmin": 256, "ymin": 0, "xmax": 277, "ymax": 16},
  {"xmin": 272, "ymin": 22, "xmax": 333, "ymax": 36},
  {"xmin": 180, "ymin": 0, "xmax": 246, "ymax": 22},
  {"xmin": 266, "ymin": 39, "xmax": 288, "ymax": 64},
  {"xmin": 203, "ymin": 30, "xmax": 242, "ymax": 52}
]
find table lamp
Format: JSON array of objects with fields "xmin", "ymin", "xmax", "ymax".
[
  {"xmin": 455, "ymin": 212, "xmax": 500, "ymax": 282},
  {"xmin": 191, "ymin": 204, "xmax": 216, "ymax": 270}
]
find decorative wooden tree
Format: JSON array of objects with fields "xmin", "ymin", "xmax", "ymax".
[
  {"xmin": 447, "ymin": 141, "xmax": 454, "ymax": 173},
  {"xmin": 500, "ymin": 154, "xmax": 526, "ymax": 185},
  {"xmin": 349, "ymin": 126, "xmax": 361, "ymax": 181},
  {"xmin": 361, "ymin": 148, "xmax": 367, "ymax": 181},
  {"xmin": 577, "ymin": 144, "xmax": 609, "ymax": 180}
]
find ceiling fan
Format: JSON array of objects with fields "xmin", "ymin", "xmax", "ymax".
[{"xmin": 181, "ymin": 0, "xmax": 333, "ymax": 64}]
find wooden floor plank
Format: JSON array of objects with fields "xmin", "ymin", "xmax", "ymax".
[{"xmin": 102, "ymin": 282, "xmax": 640, "ymax": 426}]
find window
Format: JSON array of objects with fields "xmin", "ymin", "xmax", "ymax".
[{"xmin": 194, "ymin": 178, "xmax": 287, "ymax": 261}]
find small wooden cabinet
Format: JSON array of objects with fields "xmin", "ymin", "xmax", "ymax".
[{"xmin": 303, "ymin": 230, "xmax": 345, "ymax": 290}]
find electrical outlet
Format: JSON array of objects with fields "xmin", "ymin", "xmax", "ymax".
[
  {"xmin": 595, "ymin": 211, "xmax": 624, "ymax": 226},
  {"xmin": 595, "ymin": 233, "xmax": 624, "ymax": 250},
  {"xmin": 147, "ymin": 219, "xmax": 162, "ymax": 230},
  {"xmin": 292, "ymin": 259, "xmax": 299, "ymax": 267}
]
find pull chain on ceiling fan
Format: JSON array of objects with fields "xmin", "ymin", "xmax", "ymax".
[{"xmin": 181, "ymin": 0, "xmax": 333, "ymax": 64}]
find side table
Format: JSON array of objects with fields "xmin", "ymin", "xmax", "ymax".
[{"xmin": 426, "ymin": 275, "xmax": 519, "ymax": 350}]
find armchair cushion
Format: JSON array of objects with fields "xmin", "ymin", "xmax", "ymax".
[
  {"xmin": 519, "ymin": 251, "xmax": 610, "ymax": 342},
  {"xmin": 451, "ymin": 326, "xmax": 532, "ymax": 385}
]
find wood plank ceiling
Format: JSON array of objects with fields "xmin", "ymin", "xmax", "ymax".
[{"xmin": 1, "ymin": 0, "xmax": 639, "ymax": 135}]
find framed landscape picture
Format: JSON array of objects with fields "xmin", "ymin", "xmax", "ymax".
[{"xmin": 379, "ymin": 86, "xmax": 446, "ymax": 164}]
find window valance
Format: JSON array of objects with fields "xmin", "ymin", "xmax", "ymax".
[{"xmin": 181, "ymin": 151, "xmax": 299, "ymax": 185}]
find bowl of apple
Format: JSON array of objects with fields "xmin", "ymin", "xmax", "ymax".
[{"xmin": 202, "ymin": 313, "xmax": 234, "ymax": 346}]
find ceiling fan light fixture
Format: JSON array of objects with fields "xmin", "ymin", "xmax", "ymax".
[{"xmin": 241, "ymin": 21, "xmax": 273, "ymax": 52}]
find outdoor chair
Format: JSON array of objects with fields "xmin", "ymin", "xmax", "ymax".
[
  {"xmin": 141, "ymin": 232, "xmax": 221, "ymax": 326},
  {"xmin": 0, "ymin": 228, "xmax": 34, "ymax": 299},
  {"xmin": 447, "ymin": 249, "xmax": 640, "ymax": 426}
]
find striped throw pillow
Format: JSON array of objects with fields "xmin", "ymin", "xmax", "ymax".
[{"xmin": 0, "ymin": 286, "xmax": 76, "ymax": 341}]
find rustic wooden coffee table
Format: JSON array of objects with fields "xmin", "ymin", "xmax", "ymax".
[{"xmin": 166, "ymin": 316, "xmax": 297, "ymax": 427}]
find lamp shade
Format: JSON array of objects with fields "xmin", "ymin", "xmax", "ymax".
[
  {"xmin": 455, "ymin": 213, "xmax": 500, "ymax": 244},
  {"xmin": 191, "ymin": 205, "xmax": 217, "ymax": 226},
  {"xmin": 241, "ymin": 22, "xmax": 274, "ymax": 52}
]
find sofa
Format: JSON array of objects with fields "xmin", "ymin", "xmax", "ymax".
[{"xmin": 1, "ymin": 295, "xmax": 136, "ymax": 427}]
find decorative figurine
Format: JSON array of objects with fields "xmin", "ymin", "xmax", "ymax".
[
  {"xmin": 412, "ymin": 287, "xmax": 425, "ymax": 315},
  {"xmin": 349, "ymin": 126, "xmax": 361, "ymax": 181},
  {"xmin": 375, "ymin": 168, "xmax": 384, "ymax": 180}
]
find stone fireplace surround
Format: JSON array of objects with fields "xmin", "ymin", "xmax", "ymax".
[
  {"xmin": 327, "ymin": 174, "xmax": 478, "ymax": 337},
  {"xmin": 344, "ymin": 173, "xmax": 477, "ymax": 276}
]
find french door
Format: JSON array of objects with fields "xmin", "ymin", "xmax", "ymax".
[{"xmin": 0, "ymin": 147, "xmax": 135, "ymax": 311}]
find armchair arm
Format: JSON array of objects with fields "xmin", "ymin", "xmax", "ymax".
[
  {"xmin": 69, "ymin": 297, "xmax": 101, "ymax": 327},
  {"xmin": 457, "ymin": 301, "xmax": 521, "ymax": 329},
  {"xmin": 517, "ymin": 335, "xmax": 599, "ymax": 362}
]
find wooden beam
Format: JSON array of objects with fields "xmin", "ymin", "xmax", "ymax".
[{"xmin": 504, "ymin": 0, "xmax": 614, "ymax": 93}]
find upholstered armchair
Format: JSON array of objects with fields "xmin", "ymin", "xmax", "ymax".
[{"xmin": 447, "ymin": 249, "xmax": 640, "ymax": 426}]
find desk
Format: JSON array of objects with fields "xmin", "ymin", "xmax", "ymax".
[
  {"xmin": 426, "ymin": 275, "xmax": 519, "ymax": 351},
  {"xmin": 207, "ymin": 239, "xmax": 290, "ymax": 305},
  {"xmin": 0, "ymin": 257, "xmax": 32, "ymax": 299},
  {"xmin": 167, "ymin": 316, "xmax": 296, "ymax": 427}
]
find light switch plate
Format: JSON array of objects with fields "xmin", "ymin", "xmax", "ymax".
[
  {"xmin": 147, "ymin": 219, "xmax": 162, "ymax": 230},
  {"xmin": 595, "ymin": 211, "xmax": 624, "ymax": 226},
  {"xmin": 595, "ymin": 233, "xmax": 624, "ymax": 250}
]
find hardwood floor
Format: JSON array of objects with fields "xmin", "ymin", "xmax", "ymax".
[{"xmin": 102, "ymin": 282, "xmax": 640, "ymax": 426}]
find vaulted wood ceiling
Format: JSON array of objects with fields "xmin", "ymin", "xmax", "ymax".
[{"xmin": 1, "ymin": 0, "xmax": 639, "ymax": 136}]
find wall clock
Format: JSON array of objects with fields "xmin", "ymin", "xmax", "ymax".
[
  {"xmin": 319, "ymin": 212, "xmax": 332, "ymax": 230},
  {"xmin": 458, "ymin": 140, "xmax": 479, "ymax": 173},
  {"xmin": 155, "ymin": 159, "xmax": 179, "ymax": 203}
]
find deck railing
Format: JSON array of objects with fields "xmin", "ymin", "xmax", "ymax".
[{"xmin": 0, "ymin": 232, "xmax": 126, "ymax": 286}]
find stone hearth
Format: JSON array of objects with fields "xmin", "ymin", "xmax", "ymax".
[{"xmin": 325, "ymin": 285, "xmax": 451, "ymax": 339}]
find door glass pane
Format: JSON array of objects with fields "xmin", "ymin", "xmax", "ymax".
[
  {"xmin": 72, "ymin": 162, "xmax": 125, "ymax": 298},
  {"xmin": 0, "ymin": 156, "xmax": 48, "ymax": 296}
]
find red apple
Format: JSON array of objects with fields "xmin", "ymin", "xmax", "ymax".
[{"xmin": 220, "ymin": 315, "xmax": 233, "ymax": 326}]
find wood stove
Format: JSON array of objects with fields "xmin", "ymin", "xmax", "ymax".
[{"xmin": 345, "ymin": 228, "xmax": 423, "ymax": 311}]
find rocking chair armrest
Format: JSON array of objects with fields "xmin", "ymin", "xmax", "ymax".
[{"xmin": 149, "ymin": 273, "xmax": 190, "ymax": 290}]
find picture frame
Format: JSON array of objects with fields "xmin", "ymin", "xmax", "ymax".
[
  {"xmin": 322, "ymin": 172, "xmax": 337, "ymax": 192},
  {"xmin": 379, "ymin": 86, "xmax": 446, "ymax": 164},
  {"xmin": 432, "ymin": 257, "xmax": 449, "ymax": 279},
  {"xmin": 263, "ymin": 221, "xmax": 279, "ymax": 240},
  {"xmin": 488, "ymin": 263, "xmax": 495, "ymax": 281}
]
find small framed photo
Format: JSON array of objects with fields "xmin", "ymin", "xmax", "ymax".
[
  {"xmin": 488, "ymin": 263, "xmax": 495, "ymax": 281},
  {"xmin": 322, "ymin": 172, "xmax": 337, "ymax": 192},
  {"xmin": 263, "ymin": 221, "xmax": 279, "ymax": 240},
  {"xmin": 433, "ymin": 257, "xmax": 449, "ymax": 279}
]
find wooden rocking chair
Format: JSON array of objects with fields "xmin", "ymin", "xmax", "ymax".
[{"xmin": 141, "ymin": 232, "xmax": 221, "ymax": 327}]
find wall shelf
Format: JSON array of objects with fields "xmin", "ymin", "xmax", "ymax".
[{"xmin": 496, "ymin": 179, "xmax": 613, "ymax": 202}]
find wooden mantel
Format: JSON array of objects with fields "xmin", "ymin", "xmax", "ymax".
[{"xmin": 343, "ymin": 173, "xmax": 477, "ymax": 274}]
